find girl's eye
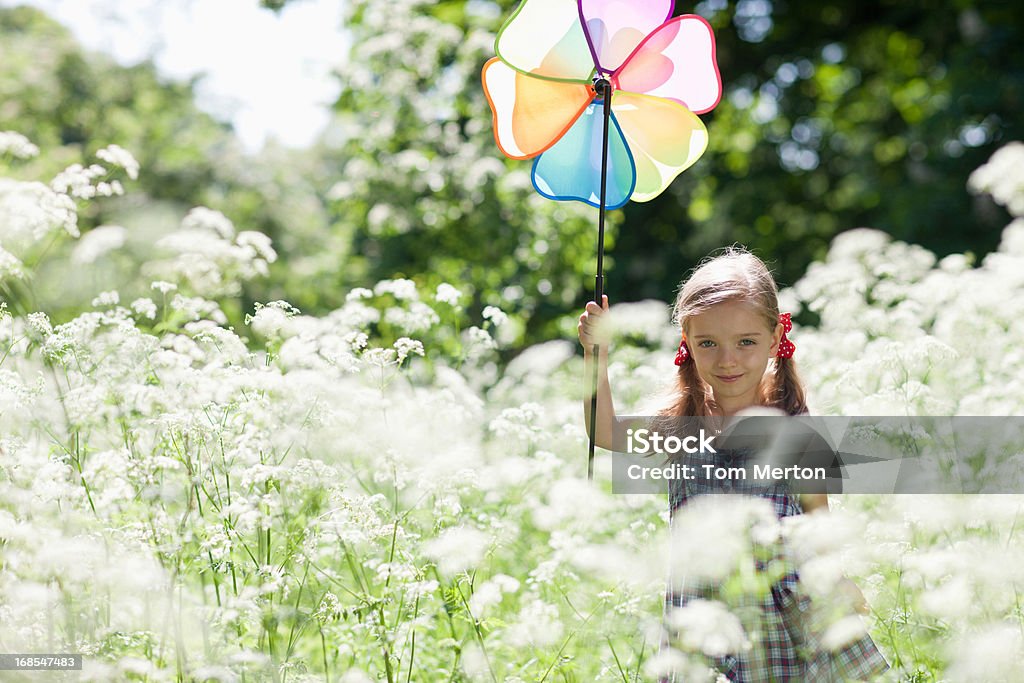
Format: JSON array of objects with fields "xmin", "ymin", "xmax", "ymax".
[
  {"xmin": 698, "ymin": 340, "xmax": 714, "ymax": 348},
  {"xmin": 740, "ymin": 339, "xmax": 756, "ymax": 346}
]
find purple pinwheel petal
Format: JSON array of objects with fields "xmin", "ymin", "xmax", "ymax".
[{"xmin": 578, "ymin": 0, "xmax": 674, "ymax": 75}]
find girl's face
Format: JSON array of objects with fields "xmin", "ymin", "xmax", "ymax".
[{"xmin": 685, "ymin": 299, "xmax": 783, "ymax": 415}]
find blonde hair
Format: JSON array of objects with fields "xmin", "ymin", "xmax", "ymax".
[{"xmin": 662, "ymin": 246, "xmax": 807, "ymax": 417}]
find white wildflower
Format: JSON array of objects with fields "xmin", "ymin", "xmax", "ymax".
[
  {"xmin": 237, "ymin": 230, "xmax": 278, "ymax": 264},
  {"xmin": 374, "ymin": 278, "xmax": 418, "ymax": 301},
  {"xmin": 313, "ymin": 592, "xmax": 343, "ymax": 625},
  {"xmin": 0, "ymin": 244, "xmax": 24, "ymax": 278},
  {"xmin": 383, "ymin": 302, "xmax": 439, "ymax": 332},
  {"xmin": 919, "ymin": 575, "xmax": 974, "ymax": 621},
  {"xmin": 71, "ymin": 225, "xmax": 127, "ymax": 264},
  {"xmin": 798, "ymin": 555, "xmax": 846, "ymax": 598},
  {"xmin": 130, "ymin": 298, "xmax": 157, "ymax": 319},
  {"xmin": 669, "ymin": 496, "xmax": 778, "ymax": 582},
  {"xmin": 482, "ymin": 305, "xmax": 508, "ymax": 327},
  {"xmin": 505, "ymin": 598, "xmax": 564, "ymax": 648},
  {"xmin": 338, "ymin": 670, "xmax": 374, "ymax": 683},
  {"xmin": 405, "ymin": 579, "xmax": 439, "ymax": 600},
  {"xmin": 343, "ymin": 331, "xmax": 368, "ymax": 351},
  {"xmin": 362, "ymin": 347, "xmax": 397, "ymax": 367},
  {"xmin": 247, "ymin": 301, "xmax": 300, "ymax": 339},
  {"xmin": 968, "ymin": 141, "xmax": 1024, "ymax": 217},
  {"xmin": 642, "ymin": 648, "xmax": 719, "ymax": 683},
  {"xmin": 25, "ymin": 312, "xmax": 52, "ymax": 337},
  {"xmin": 423, "ymin": 526, "xmax": 490, "ymax": 576},
  {"xmin": 947, "ymin": 623, "xmax": 1024, "ymax": 682},
  {"xmin": 51, "ymin": 163, "xmax": 107, "ymax": 199},
  {"xmin": 90, "ymin": 290, "xmax": 119, "ymax": 307},
  {"xmin": 821, "ymin": 615, "xmax": 869, "ymax": 651},
  {"xmin": 95, "ymin": 144, "xmax": 140, "ymax": 180},
  {"xmin": 0, "ymin": 179, "xmax": 78, "ymax": 240},
  {"xmin": 94, "ymin": 181, "xmax": 123, "ymax": 197},
  {"xmin": 150, "ymin": 280, "xmax": 177, "ymax": 294},
  {"xmin": 463, "ymin": 326, "xmax": 497, "ymax": 358},
  {"xmin": 468, "ymin": 574, "xmax": 519, "ymax": 617},
  {"xmin": 435, "ymin": 282, "xmax": 462, "ymax": 305},
  {"xmin": 182, "ymin": 206, "xmax": 235, "ymax": 239},
  {"xmin": 346, "ymin": 287, "xmax": 374, "ymax": 301},
  {"xmin": 668, "ymin": 599, "xmax": 751, "ymax": 656},
  {"xmin": 393, "ymin": 337, "xmax": 424, "ymax": 362},
  {"xmin": 0, "ymin": 131, "xmax": 39, "ymax": 159}
]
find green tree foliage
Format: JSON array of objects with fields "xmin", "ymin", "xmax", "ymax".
[
  {"xmin": 0, "ymin": 6, "xmax": 329, "ymax": 326},
  {"xmin": 314, "ymin": 0, "xmax": 608, "ymax": 344}
]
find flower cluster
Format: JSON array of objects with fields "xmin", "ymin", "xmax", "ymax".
[{"xmin": 3, "ymin": 129, "xmax": 1024, "ymax": 682}]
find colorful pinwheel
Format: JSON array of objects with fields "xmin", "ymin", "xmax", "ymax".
[
  {"xmin": 482, "ymin": 0, "xmax": 722, "ymax": 480},
  {"xmin": 482, "ymin": 0, "xmax": 722, "ymax": 209}
]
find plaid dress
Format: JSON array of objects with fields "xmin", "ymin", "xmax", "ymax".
[{"xmin": 659, "ymin": 448, "xmax": 890, "ymax": 682}]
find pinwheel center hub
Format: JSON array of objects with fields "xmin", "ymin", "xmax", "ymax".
[{"xmin": 592, "ymin": 77, "xmax": 612, "ymax": 98}]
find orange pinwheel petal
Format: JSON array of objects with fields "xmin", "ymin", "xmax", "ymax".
[{"xmin": 482, "ymin": 57, "xmax": 594, "ymax": 160}]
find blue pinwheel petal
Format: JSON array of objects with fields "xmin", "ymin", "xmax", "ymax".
[{"xmin": 531, "ymin": 100, "xmax": 636, "ymax": 210}]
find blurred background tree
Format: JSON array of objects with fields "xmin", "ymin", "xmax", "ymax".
[
  {"xmin": 0, "ymin": 5, "xmax": 329, "ymax": 327},
  {"xmin": 2, "ymin": 0, "xmax": 1021, "ymax": 348}
]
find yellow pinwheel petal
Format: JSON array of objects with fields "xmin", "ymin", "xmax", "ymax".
[{"xmin": 612, "ymin": 92, "xmax": 708, "ymax": 202}]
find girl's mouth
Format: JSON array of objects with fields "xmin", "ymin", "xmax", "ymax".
[{"xmin": 716, "ymin": 374, "xmax": 742, "ymax": 383}]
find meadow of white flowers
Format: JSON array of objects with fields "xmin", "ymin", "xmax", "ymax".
[{"xmin": 1, "ymin": 134, "xmax": 1023, "ymax": 682}]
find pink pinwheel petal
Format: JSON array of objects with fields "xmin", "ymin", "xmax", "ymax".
[
  {"xmin": 495, "ymin": 0, "xmax": 596, "ymax": 82},
  {"xmin": 613, "ymin": 15, "xmax": 722, "ymax": 115},
  {"xmin": 612, "ymin": 91, "xmax": 708, "ymax": 202},
  {"xmin": 578, "ymin": 0, "xmax": 674, "ymax": 74},
  {"xmin": 482, "ymin": 57, "xmax": 594, "ymax": 160}
]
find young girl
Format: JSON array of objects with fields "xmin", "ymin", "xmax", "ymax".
[{"xmin": 578, "ymin": 247, "xmax": 889, "ymax": 682}]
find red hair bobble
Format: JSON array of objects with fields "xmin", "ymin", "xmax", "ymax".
[
  {"xmin": 674, "ymin": 337, "xmax": 689, "ymax": 366},
  {"xmin": 777, "ymin": 312, "xmax": 796, "ymax": 359}
]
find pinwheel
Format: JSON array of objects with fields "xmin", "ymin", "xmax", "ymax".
[{"xmin": 482, "ymin": 0, "xmax": 722, "ymax": 479}]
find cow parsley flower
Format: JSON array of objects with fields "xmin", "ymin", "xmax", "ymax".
[
  {"xmin": 374, "ymin": 278, "xmax": 418, "ymax": 301},
  {"xmin": 71, "ymin": 225, "xmax": 127, "ymax": 264},
  {"xmin": 0, "ymin": 245, "xmax": 24, "ymax": 278},
  {"xmin": 423, "ymin": 526, "xmax": 490, "ymax": 576},
  {"xmin": 668, "ymin": 599, "xmax": 751, "ymax": 656},
  {"xmin": 95, "ymin": 144, "xmax": 140, "ymax": 181},
  {"xmin": 435, "ymin": 282, "xmax": 462, "ymax": 305},
  {"xmin": 346, "ymin": 287, "xmax": 373, "ymax": 301},
  {"xmin": 150, "ymin": 280, "xmax": 177, "ymax": 294},
  {"xmin": 131, "ymin": 298, "xmax": 158, "ymax": 320},
  {"xmin": 0, "ymin": 131, "xmax": 40, "ymax": 159},
  {"xmin": 482, "ymin": 305, "xmax": 508, "ymax": 327},
  {"xmin": 393, "ymin": 337, "xmax": 424, "ymax": 363},
  {"xmin": 0, "ymin": 179, "xmax": 78, "ymax": 240},
  {"xmin": 505, "ymin": 598, "xmax": 564, "ymax": 648}
]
